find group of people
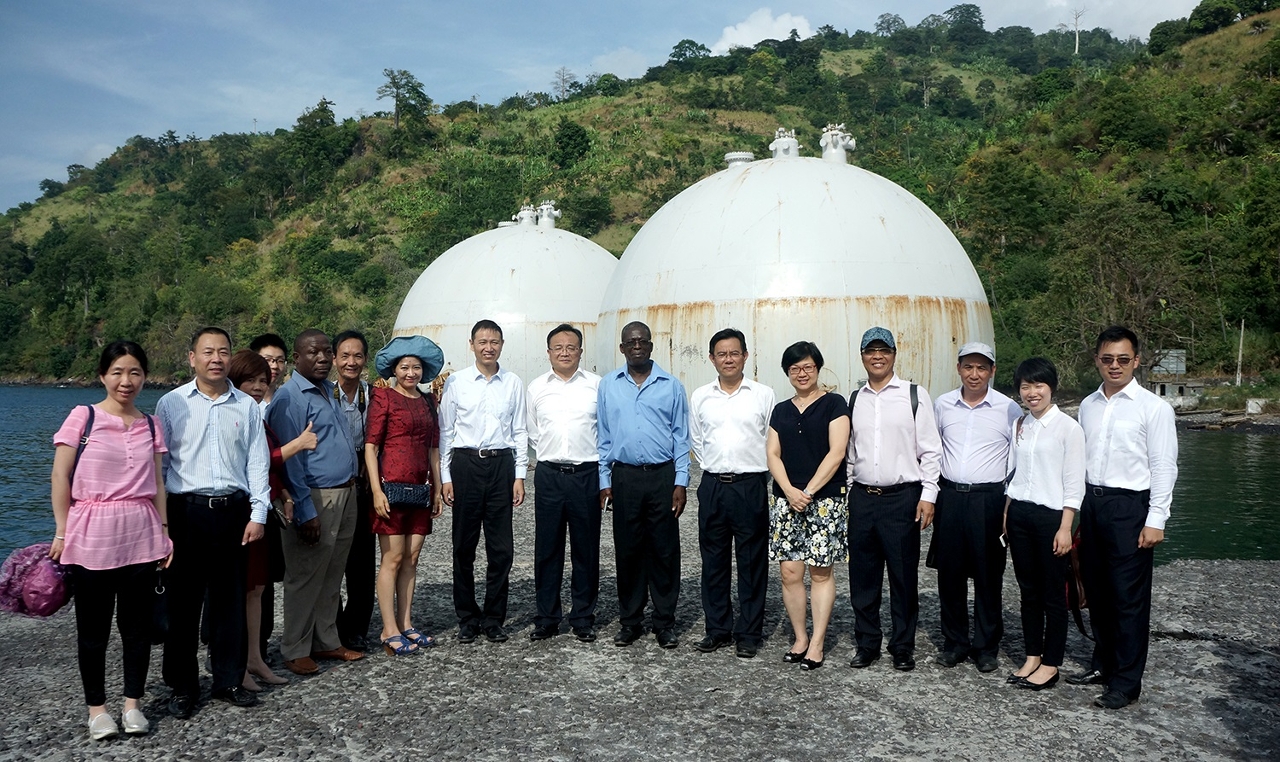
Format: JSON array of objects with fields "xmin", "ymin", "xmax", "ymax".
[{"xmin": 50, "ymin": 317, "xmax": 1177, "ymax": 740}]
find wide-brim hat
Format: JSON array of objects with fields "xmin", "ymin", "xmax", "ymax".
[{"xmin": 375, "ymin": 335, "xmax": 445, "ymax": 380}]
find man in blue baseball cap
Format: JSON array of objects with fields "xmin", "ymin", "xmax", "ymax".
[{"xmin": 845, "ymin": 326, "xmax": 942, "ymax": 672}]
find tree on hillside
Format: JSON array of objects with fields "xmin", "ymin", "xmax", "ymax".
[
  {"xmin": 377, "ymin": 69, "xmax": 433, "ymax": 130},
  {"xmin": 945, "ymin": 4, "xmax": 989, "ymax": 50},
  {"xmin": 552, "ymin": 118, "xmax": 590, "ymax": 168},
  {"xmin": 552, "ymin": 66, "xmax": 577, "ymax": 101},
  {"xmin": 875, "ymin": 13, "xmax": 906, "ymax": 37},
  {"xmin": 670, "ymin": 39, "xmax": 711, "ymax": 65},
  {"xmin": 1148, "ymin": 19, "xmax": 1193, "ymax": 55},
  {"xmin": 1188, "ymin": 0, "xmax": 1241, "ymax": 35},
  {"xmin": 1057, "ymin": 8, "xmax": 1087, "ymax": 55}
]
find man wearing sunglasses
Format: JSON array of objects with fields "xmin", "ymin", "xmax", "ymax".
[{"xmin": 1071, "ymin": 325, "xmax": 1178, "ymax": 710}]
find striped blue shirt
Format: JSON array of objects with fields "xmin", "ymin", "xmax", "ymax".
[{"xmin": 156, "ymin": 381, "xmax": 271, "ymax": 524}]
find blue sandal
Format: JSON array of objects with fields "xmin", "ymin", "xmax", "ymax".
[
  {"xmin": 382, "ymin": 634, "xmax": 419, "ymax": 656},
  {"xmin": 402, "ymin": 628, "xmax": 436, "ymax": 648}
]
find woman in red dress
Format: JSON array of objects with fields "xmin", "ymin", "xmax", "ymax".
[{"xmin": 365, "ymin": 336, "xmax": 445, "ymax": 656}]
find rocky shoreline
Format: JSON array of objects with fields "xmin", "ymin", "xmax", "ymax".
[{"xmin": 0, "ymin": 470, "xmax": 1277, "ymax": 761}]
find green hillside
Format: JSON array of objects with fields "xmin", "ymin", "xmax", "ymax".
[{"xmin": 3, "ymin": 4, "xmax": 1279, "ymax": 391}]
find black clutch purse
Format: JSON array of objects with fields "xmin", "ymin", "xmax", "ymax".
[{"xmin": 382, "ymin": 481, "xmax": 432, "ymax": 507}]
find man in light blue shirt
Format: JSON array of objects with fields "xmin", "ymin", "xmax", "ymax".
[
  {"xmin": 156, "ymin": 327, "xmax": 269, "ymax": 717},
  {"xmin": 597, "ymin": 321, "xmax": 690, "ymax": 648},
  {"xmin": 267, "ymin": 329, "xmax": 363, "ymax": 674}
]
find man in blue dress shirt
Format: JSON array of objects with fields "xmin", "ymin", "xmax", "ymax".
[
  {"xmin": 597, "ymin": 321, "xmax": 690, "ymax": 649},
  {"xmin": 268, "ymin": 329, "xmax": 364, "ymax": 674}
]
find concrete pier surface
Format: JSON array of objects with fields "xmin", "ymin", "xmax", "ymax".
[{"xmin": 1, "ymin": 469, "xmax": 1276, "ymax": 761}]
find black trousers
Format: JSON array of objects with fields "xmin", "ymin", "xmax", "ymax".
[
  {"xmin": 933, "ymin": 482, "xmax": 1007, "ymax": 657},
  {"xmin": 451, "ymin": 449, "xmax": 515, "ymax": 627},
  {"xmin": 1080, "ymin": 488, "xmax": 1154, "ymax": 699},
  {"xmin": 336, "ymin": 482, "xmax": 376, "ymax": 646},
  {"xmin": 1007, "ymin": 500, "xmax": 1069, "ymax": 666},
  {"xmin": 848, "ymin": 483, "xmax": 923, "ymax": 656},
  {"xmin": 72, "ymin": 562, "xmax": 155, "ymax": 705},
  {"xmin": 163, "ymin": 493, "xmax": 250, "ymax": 697},
  {"xmin": 533, "ymin": 463, "xmax": 602, "ymax": 628},
  {"xmin": 697, "ymin": 472, "xmax": 769, "ymax": 646},
  {"xmin": 612, "ymin": 462, "xmax": 681, "ymax": 630}
]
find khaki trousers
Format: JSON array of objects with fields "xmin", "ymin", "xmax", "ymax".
[{"xmin": 280, "ymin": 486, "xmax": 357, "ymax": 659}]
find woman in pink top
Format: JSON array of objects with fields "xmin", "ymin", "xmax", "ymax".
[{"xmin": 51, "ymin": 341, "xmax": 173, "ymax": 741}]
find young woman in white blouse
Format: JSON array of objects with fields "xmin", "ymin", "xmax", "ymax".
[{"xmin": 1004, "ymin": 358, "xmax": 1085, "ymax": 690}]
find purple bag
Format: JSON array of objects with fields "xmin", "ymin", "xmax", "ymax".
[{"xmin": 0, "ymin": 543, "xmax": 72, "ymax": 618}]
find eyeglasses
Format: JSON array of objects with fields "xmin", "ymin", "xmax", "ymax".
[
  {"xmin": 861, "ymin": 346, "xmax": 894, "ymax": 356},
  {"xmin": 713, "ymin": 350, "xmax": 743, "ymax": 360},
  {"xmin": 1098, "ymin": 355, "xmax": 1134, "ymax": 367},
  {"xmin": 549, "ymin": 345, "xmax": 581, "ymax": 354},
  {"xmin": 787, "ymin": 364, "xmax": 817, "ymax": 376},
  {"xmin": 622, "ymin": 338, "xmax": 652, "ymax": 348}
]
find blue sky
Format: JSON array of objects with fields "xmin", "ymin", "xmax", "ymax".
[{"xmin": 0, "ymin": 0, "xmax": 1197, "ymax": 212}]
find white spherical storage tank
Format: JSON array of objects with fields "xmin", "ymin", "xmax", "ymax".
[
  {"xmin": 394, "ymin": 201, "xmax": 618, "ymax": 385},
  {"xmin": 596, "ymin": 127, "xmax": 993, "ymax": 400}
]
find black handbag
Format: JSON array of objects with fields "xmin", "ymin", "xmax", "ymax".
[{"xmin": 382, "ymin": 481, "xmax": 432, "ymax": 507}]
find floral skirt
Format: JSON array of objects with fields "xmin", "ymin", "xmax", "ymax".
[{"xmin": 768, "ymin": 495, "xmax": 848, "ymax": 567}]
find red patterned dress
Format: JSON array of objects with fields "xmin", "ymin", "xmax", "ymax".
[{"xmin": 365, "ymin": 386, "xmax": 439, "ymax": 536}]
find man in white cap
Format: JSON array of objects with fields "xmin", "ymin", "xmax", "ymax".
[
  {"xmin": 931, "ymin": 341, "xmax": 1021, "ymax": 673},
  {"xmin": 845, "ymin": 326, "xmax": 942, "ymax": 671}
]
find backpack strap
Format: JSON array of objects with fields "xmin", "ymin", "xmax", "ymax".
[
  {"xmin": 70, "ymin": 405, "xmax": 96, "ymax": 488},
  {"xmin": 143, "ymin": 413, "xmax": 156, "ymax": 445},
  {"xmin": 909, "ymin": 383, "xmax": 918, "ymax": 419}
]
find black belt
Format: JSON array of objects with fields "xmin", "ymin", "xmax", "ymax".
[
  {"xmin": 941, "ymin": 478, "xmax": 1005, "ymax": 494},
  {"xmin": 705, "ymin": 471, "xmax": 766, "ymax": 484},
  {"xmin": 457, "ymin": 447, "xmax": 512, "ymax": 459},
  {"xmin": 320, "ymin": 477, "xmax": 358, "ymax": 489},
  {"xmin": 614, "ymin": 460, "xmax": 673, "ymax": 472},
  {"xmin": 853, "ymin": 481, "xmax": 919, "ymax": 496},
  {"xmin": 182, "ymin": 490, "xmax": 248, "ymax": 509},
  {"xmin": 544, "ymin": 461, "xmax": 597, "ymax": 474},
  {"xmin": 1087, "ymin": 484, "xmax": 1147, "ymax": 498}
]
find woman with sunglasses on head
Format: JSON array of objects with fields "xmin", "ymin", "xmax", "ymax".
[
  {"xmin": 365, "ymin": 336, "xmax": 446, "ymax": 656},
  {"xmin": 1004, "ymin": 357, "xmax": 1086, "ymax": 691},
  {"xmin": 765, "ymin": 341, "xmax": 851, "ymax": 670},
  {"xmin": 226, "ymin": 349, "xmax": 317, "ymax": 691},
  {"xmin": 50, "ymin": 341, "xmax": 173, "ymax": 739}
]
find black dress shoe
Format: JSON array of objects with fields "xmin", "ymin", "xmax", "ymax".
[
  {"xmin": 168, "ymin": 694, "xmax": 195, "ymax": 720},
  {"xmin": 458, "ymin": 624, "xmax": 479, "ymax": 644},
  {"xmin": 849, "ymin": 649, "xmax": 881, "ymax": 668},
  {"xmin": 212, "ymin": 686, "xmax": 260, "ymax": 708},
  {"xmin": 613, "ymin": 625, "xmax": 644, "ymax": 646},
  {"xmin": 573, "ymin": 626, "xmax": 598, "ymax": 643},
  {"xmin": 1016, "ymin": 671, "xmax": 1060, "ymax": 691},
  {"xmin": 655, "ymin": 628, "xmax": 679, "ymax": 649},
  {"xmin": 1067, "ymin": 668, "xmax": 1108, "ymax": 685},
  {"xmin": 530, "ymin": 624, "xmax": 558, "ymax": 641},
  {"xmin": 484, "ymin": 625, "xmax": 509, "ymax": 643},
  {"xmin": 799, "ymin": 656, "xmax": 824, "ymax": 671},
  {"xmin": 1095, "ymin": 689, "xmax": 1133, "ymax": 710},
  {"xmin": 976, "ymin": 654, "xmax": 999, "ymax": 673},
  {"xmin": 735, "ymin": 642, "xmax": 758, "ymax": 659},
  {"xmin": 693, "ymin": 634, "xmax": 733, "ymax": 653},
  {"xmin": 892, "ymin": 653, "xmax": 916, "ymax": 671},
  {"xmin": 935, "ymin": 650, "xmax": 964, "ymax": 668},
  {"xmin": 783, "ymin": 650, "xmax": 807, "ymax": 664}
]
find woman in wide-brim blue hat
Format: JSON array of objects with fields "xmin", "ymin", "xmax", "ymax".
[{"xmin": 363, "ymin": 335, "xmax": 445, "ymax": 656}]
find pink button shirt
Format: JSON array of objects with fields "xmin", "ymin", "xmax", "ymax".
[
  {"xmin": 845, "ymin": 374, "xmax": 943, "ymax": 503},
  {"xmin": 53, "ymin": 405, "xmax": 172, "ymax": 570}
]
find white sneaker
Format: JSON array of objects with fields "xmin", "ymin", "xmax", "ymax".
[
  {"xmin": 122, "ymin": 708, "xmax": 150, "ymax": 735},
  {"xmin": 89, "ymin": 712, "xmax": 119, "ymax": 740}
]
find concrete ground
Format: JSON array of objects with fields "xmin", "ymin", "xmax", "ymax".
[{"xmin": 1, "ymin": 466, "xmax": 1276, "ymax": 761}]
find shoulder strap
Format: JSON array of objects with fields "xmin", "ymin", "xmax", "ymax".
[
  {"xmin": 910, "ymin": 383, "xmax": 918, "ymax": 419},
  {"xmin": 70, "ymin": 405, "xmax": 96, "ymax": 487},
  {"xmin": 144, "ymin": 413, "xmax": 156, "ymax": 445},
  {"xmin": 848, "ymin": 388, "xmax": 858, "ymax": 409}
]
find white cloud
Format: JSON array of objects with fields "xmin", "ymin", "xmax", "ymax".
[
  {"xmin": 590, "ymin": 47, "xmax": 652, "ymax": 79},
  {"xmin": 710, "ymin": 8, "xmax": 814, "ymax": 55}
]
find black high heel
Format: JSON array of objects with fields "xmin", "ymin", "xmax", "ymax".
[{"xmin": 1016, "ymin": 670, "xmax": 1060, "ymax": 691}]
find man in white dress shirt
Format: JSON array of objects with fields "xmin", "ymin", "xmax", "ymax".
[
  {"xmin": 439, "ymin": 319, "xmax": 529, "ymax": 644},
  {"xmin": 931, "ymin": 342, "xmax": 1021, "ymax": 673},
  {"xmin": 526, "ymin": 324, "xmax": 602, "ymax": 644},
  {"xmin": 1069, "ymin": 325, "xmax": 1178, "ymax": 710},
  {"xmin": 845, "ymin": 327, "xmax": 942, "ymax": 672},
  {"xmin": 689, "ymin": 329, "xmax": 776, "ymax": 659}
]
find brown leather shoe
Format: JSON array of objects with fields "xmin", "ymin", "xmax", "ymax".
[
  {"xmin": 284, "ymin": 657, "xmax": 319, "ymax": 675},
  {"xmin": 312, "ymin": 647, "xmax": 364, "ymax": 662}
]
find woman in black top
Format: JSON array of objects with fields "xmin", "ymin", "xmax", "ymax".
[{"xmin": 765, "ymin": 342, "xmax": 851, "ymax": 670}]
